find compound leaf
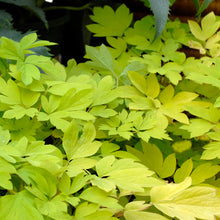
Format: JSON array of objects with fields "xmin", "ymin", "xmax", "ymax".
[
  {"xmin": 80, "ymin": 186, "xmax": 123, "ymax": 210},
  {"xmin": 0, "ymin": 190, "xmax": 43, "ymax": 220},
  {"xmin": 190, "ymin": 163, "xmax": 220, "ymax": 185},
  {"xmin": 124, "ymin": 210, "xmax": 169, "ymax": 220},
  {"xmin": 151, "ymin": 177, "xmax": 220, "ymax": 220},
  {"xmin": 174, "ymin": 159, "xmax": 193, "ymax": 183},
  {"xmin": 201, "ymin": 141, "xmax": 220, "ymax": 160},
  {"xmin": 87, "ymin": 4, "xmax": 132, "ymax": 37}
]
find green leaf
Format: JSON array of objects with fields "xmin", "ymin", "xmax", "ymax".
[
  {"xmin": 0, "ymin": 190, "xmax": 43, "ymax": 220},
  {"xmin": 0, "ymin": 0, "xmax": 48, "ymax": 28},
  {"xmin": 87, "ymin": 4, "xmax": 132, "ymax": 37},
  {"xmin": 150, "ymin": 177, "xmax": 220, "ymax": 220},
  {"xmin": 86, "ymin": 44, "xmax": 115, "ymax": 75},
  {"xmin": 201, "ymin": 141, "xmax": 220, "ymax": 160},
  {"xmin": 190, "ymin": 163, "xmax": 220, "ymax": 185},
  {"xmin": 196, "ymin": 0, "xmax": 213, "ymax": 17},
  {"xmin": 148, "ymin": 0, "xmax": 170, "ymax": 38},
  {"xmin": 174, "ymin": 159, "xmax": 193, "ymax": 183}
]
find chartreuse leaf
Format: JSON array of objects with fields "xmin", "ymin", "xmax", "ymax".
[
  {"xmin": 201, "ymin": 141, "xmax": 220, "ymax": 160},
  {"xmin": 74, "ymin": 123, "xmax": 101, "ymax": 159},
  {"xmin": 172, "ymin": 140, "xmax": 192, "ymax": 153},
  {"xmin": 74, "ymin": 202, "xmax": 117, "ymax": 220},
  {"xmin": 92, "ymin": 75, "xmax": 117, "ymax": 106},
  {"xmin": 133, "ymin": 141, "xmax": 176, "ymax": 178},
  {"xmin": 0, "ymin": 126, "xmax": 10, "ymax": 146},
  {"xmin": 80, "ymin": 186, "xmax": 123, "ymax": 210},
  {"xmin": 0, "ymin": 172, "xmax": 13, "ymax": 190},
  {"xmin": 124, "ymin": 210, "xmax": 169, "ymax": 220},
  {"xmin": 17, "ymin": 166, "xmax": 58, "ymax": 200},
  {"xmin": 63, "ymin": 120, "xmax": 79, "ymax": 160},
  {"xmin": 87, "ymin": 4, "xmax": 132, "ymax": 37},
  {"xmin": 0, "ymin": 36, "xmax": 24, "ymax": 61},
  {"xmin": 90, "ymin": 105, "xmax": 117, "ymax": 118},
  {"xmin": 106, "ymin": 36, "xmax": 127, "ymax": 58},
  {"xmin": 160, "ymin": 91, "xmax": 198, "ymax": 124},
  {"xmin": 0, "ymin": 190, "xmax": 43, "ymax": 220},
  {"xmin": 41, "ymin": 94, "xmax": 60, "ymax": 114},
  {"xmin": 214, "ymin": 96, "xmax": 220, "ymax": 107},
  {"xmin": 150, "ymin": 177, "xmax": 220, "ymax": 220},
  {"xmin": 124, "ymin": 201, "xmax": 169, "ymax": 220},
  {"xmin": 0, "ymin": 78, "xmax": 21, "ymax": 105},
  {"xmin": 159, "ymin": 84, "xmax": 174, "ymax": 104},
  {"xmin": 67, "ymin": 158, "xmax": 97, "ymax": 177},
  {"xmin": 91, "ymin": 175, "xmax": 116, "ymax": 192},
  {"xmin": 3, "ymin": 105, "xmax": 38, "ymax": 119},
  {"xmin": 158, "ymin": 62, "xmax": 183, "ymax": 84},
  {"xmin": 63, "ymin": 121, "xmax": 101, "ymax": 161},
  {"xmin": 180, "ymin": 119, "xmax": 215, "ymax": 138},
  {"xmin": 95, "ymin": 155, "xmax": 158, "ymax": 192},
  {"xmin": 185, "ymin": 105, "xmax": 220, "ymax": 123},
  {"xmin": 20, "ymin": 87, "xmax": 40, "ymax": 108},
  {"xmin": 188, "ymin": 12, "xmax": 220, "ymax": 41},
  {"xmin": 35, "ymin": 194, "xmax": 70, "ymax": 219},
  {"xmin": 127, "ymin": 71, "xmax": 160, "ymax": 98},
  {"xmin": 190, "ymin": 162, "xmax": 220, "ymax": 185},
  {"xmin": 124, "ymin": 16, "xmax": 156, "ymax": 50},
  {"xmin": 59, "ymin": 172, "xmax": 90, "ymax": 197},
  {"xmin": 174, "ymin": 159, "xmax": 193, "ymax": 183},
  {"xmin": 20, "ymin": 33, "xmax": 56, "ymax": 49}
]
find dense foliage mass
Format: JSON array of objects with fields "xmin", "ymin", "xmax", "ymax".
[{"xmin": 0, "ymin": 4, "xmax": 219, "ymax": 220}]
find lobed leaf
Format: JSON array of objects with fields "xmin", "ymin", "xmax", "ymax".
[{"xmin": 87, "ymin": 4, "xmax": 132, "ymax": 37}]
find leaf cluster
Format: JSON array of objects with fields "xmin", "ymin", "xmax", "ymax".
[{"xmin": 0, "ymin": 5, "xmax": 219, "ymax": 220}]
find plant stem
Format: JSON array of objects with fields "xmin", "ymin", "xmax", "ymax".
[{"xmin": 43, "ymin": 3, "xmax": 92, "ymax": 12}]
